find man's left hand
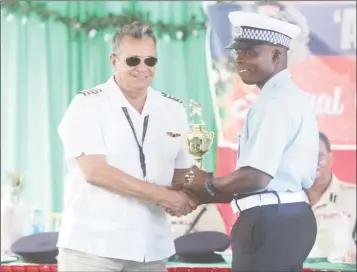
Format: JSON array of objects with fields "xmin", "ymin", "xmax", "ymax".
[{"xmin": 183, "ymin": 165, "xmax": 212, "ymax": 193}]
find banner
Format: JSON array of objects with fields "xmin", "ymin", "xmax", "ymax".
[{"xmin": 205, "ymin": 1, "xmax": 356, "ymax": 233}]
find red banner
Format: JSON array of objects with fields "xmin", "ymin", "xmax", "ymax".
[
  {"xmin": 291, "ymin": 56, "xmax": 356, "ymax": 148},
  {"xmin": 213, "ymin": 55, "xmax": 356, "ymax": 150}
]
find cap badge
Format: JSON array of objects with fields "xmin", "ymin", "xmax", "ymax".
[{"xmin": 233, "ymin": 26, "xmax": 243, "ymax": 38}]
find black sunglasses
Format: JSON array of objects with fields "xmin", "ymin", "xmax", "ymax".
[{"xmin": 125, "ymin": 56, "xmax": 158, "ymax": 67}]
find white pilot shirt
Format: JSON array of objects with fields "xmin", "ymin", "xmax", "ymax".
[
  {"xmin": 234, "ymin": 69, "xmax": 319, "ymax": 197},
  {"xmin": 57, "ymin": 76, "xmax": 194, "ymax": 262}
]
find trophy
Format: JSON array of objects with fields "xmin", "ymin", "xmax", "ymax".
[{"xmin": 184, "ymin": 99, "xmax": 215, "ymax": 170}]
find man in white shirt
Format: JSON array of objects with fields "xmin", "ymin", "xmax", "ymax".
[
  {"xmin": 56, "ymin": 22, "xmax": 197, "ymax": 271},
  {"xmin": 308, "ymin": 132, "xmax": 356, "ymax": 262}
]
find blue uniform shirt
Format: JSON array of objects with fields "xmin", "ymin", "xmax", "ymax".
[{"xmin": 236, "ymin": 69, "xmax": 319, "ymax": 193}]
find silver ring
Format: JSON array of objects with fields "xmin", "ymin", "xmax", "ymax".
[{"xmin": 184, "ymin": 170, "xmax": 194, "ymax": 185}]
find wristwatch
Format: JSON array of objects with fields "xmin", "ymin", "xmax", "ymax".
[{"xmin": 204, "ymin": 173, "xmax": 216, "ymax": 196}]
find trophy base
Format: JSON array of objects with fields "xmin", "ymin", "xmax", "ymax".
[{"xmin": 194, "ymin": 157, "xmax": 207, "ymax": 171}]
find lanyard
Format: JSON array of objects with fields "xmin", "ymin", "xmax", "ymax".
[{"xmin": 122, "ymin": 107, "xmax": 149, "ymax": 179}]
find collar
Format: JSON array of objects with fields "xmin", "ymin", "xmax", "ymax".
[
  {"xmin": 261, "ymin": 69, "xmax": 292, "ymax": 93},
  {"xmin": 106, "ymin": 76, "xmax": 154, "ymax": 116},
  {"xmin": 312, "ymin": 174, "xmax": 341, "ymax": 210}
]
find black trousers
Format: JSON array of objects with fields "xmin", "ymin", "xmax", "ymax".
[{"xmin": 231, "ymin": 202, "xmax": 317, "ymax": 272}]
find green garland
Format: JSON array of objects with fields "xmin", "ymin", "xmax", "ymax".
[{"xmin": 1, "ymin": 0, "xmax": 207, "ymax": 40}]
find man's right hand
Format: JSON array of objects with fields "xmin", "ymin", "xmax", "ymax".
[{"xmin": 158, "ymin": 188, "xmax": 198, "ymax": 217}]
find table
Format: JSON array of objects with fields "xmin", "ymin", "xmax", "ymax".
[
  {"xmin": 1, "ymin": 261, "xmax": 356, "ymax": 272},
  {"xmin": 168, "ymin": 261, "xmax": 356, "ymax": 271}
]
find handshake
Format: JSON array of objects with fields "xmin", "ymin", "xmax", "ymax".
[{"xmin": 159, "ymin": 166, "xmax": 212, "ymax": 217}]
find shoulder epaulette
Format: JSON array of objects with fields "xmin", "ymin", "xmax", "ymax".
[
  {"xmin": 161, "ymin": 92, "xmax": 183, "ymax": 104},
  {"xmin": 78, "ymin": 88, "xmax": 102, "ymax": 96}
]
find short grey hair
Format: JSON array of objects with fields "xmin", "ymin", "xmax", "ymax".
[{"xmin": 112, "ymin": 21, "xmax": 157, "ymax": 54}]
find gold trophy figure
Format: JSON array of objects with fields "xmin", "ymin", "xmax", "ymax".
[{"xmin": 184, "ymin": 99, "xmax": 215, "ymax": 170}]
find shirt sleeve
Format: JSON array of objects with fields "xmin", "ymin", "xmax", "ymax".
[
  {"xmin": 58, "ymin": 94, "xmax": 107, "ymax": 160},
  {"xmin": 174, "ymin": 106, "xmax": 195, "ymax": 169},
  {"xmin": 238, "ymin": 102, "xmax": 294, "ymax": 178}
]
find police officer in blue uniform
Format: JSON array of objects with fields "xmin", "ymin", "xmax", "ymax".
[{"xmin": 177, "ymin": 11, "xmax": 319, "ymax": 271}]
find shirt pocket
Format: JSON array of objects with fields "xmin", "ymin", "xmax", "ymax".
[
  {"xmin": 148, "ymin": 131, "xmax": 181, "ymax": 186},
  {"xmin": 102, "ymin": 115, "xmax": 134, "ymax": 156},
  {"xmin": 160, "ymin": 131, "xmax": 181, "ymax": 162}
]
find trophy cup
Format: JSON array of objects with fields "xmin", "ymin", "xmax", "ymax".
[{"xmin": 184, "ymin": 99, "xmax": 215, "ymax": 170}]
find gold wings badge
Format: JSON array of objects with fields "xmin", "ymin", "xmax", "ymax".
[{"xmin": 166, "ymin": 132, "xmax": 181, "ymax": 138}]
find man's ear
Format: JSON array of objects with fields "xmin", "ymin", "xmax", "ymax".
[
  {"xmin": 110, "ymin": 54, "xmax": 117, "ymax": 67},
  {"xmin": 272, "ymin": 49, "xmax": 281, "ymax": 63}
]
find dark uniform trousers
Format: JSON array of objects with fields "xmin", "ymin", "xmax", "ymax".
[{"xmin": 231, "ymin": 199, "xmax": 317, "ymax": 272}]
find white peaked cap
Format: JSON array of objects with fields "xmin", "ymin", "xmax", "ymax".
[{"xmin": 226, "ymin": 11, "xmax": 301, "ymax": 49}]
